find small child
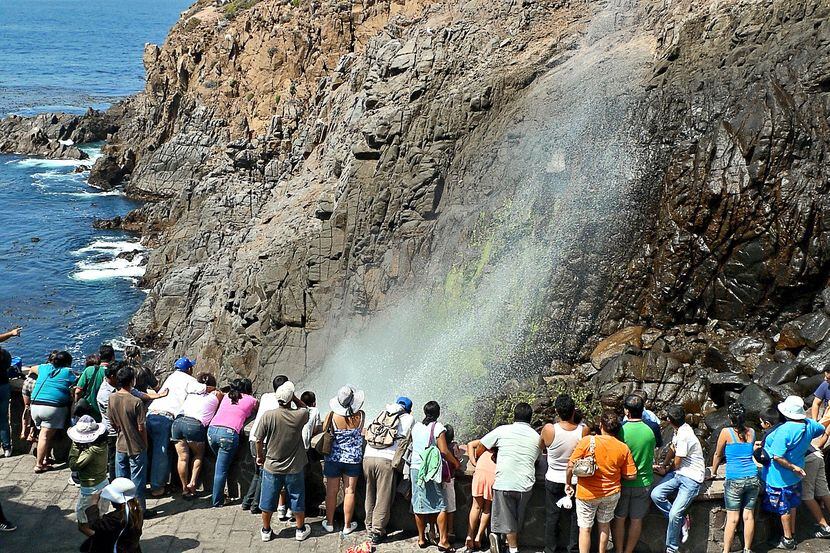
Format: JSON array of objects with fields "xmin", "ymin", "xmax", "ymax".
[
  {"xmin": 441, "ymin": 424, "xmax": 462, "ymax": 543},
  {"xmin": 68, "ymin": 415, "xmax": 110, "ymax": 537},
  {"xmin": 20, "ymin": 368, "xmax": 38, "ymax": 445}
]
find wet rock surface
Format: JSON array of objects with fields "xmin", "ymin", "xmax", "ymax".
[{"xmin": 5, "ymin": 0, "xmax": 830, "ymax": 431}]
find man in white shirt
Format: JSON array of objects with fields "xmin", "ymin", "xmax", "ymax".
[
  {"xmin": 145, "ymin": 357, "xmax": 207, "ymax": 496},
  {"xmin": 363, "ymin": 396, "xmax": 415, "ymax": 544},
  {"xmin": 242, "ymin": 374, "xmax": 288, "ymax": 514},
  {"xmin": 651, "ymin": 406, "xmax": 704, "ymax": 553},
  {"xmin": 477, "ymin": 402, "xmax": 542, "ymax": 553}
]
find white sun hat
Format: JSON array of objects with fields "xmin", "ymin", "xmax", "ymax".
[
  {"xmin": 101, "ymin": 478, "xmax": 137, "ymax": 505},
  {"xmin": 329, "ymin": 385, "xmax": 365, "ymax": 416},
  {"xmin": 67, "ymin": 415, "xmax": 107, "ymax": 444},
  {"xmin": 777, "ymin": 395, "xmax": 807, "ymax": 421}
]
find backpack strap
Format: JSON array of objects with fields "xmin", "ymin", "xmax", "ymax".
[
  {"xmin": 588, "ymin": 435, "xmax": 596, "ymax": 454},
  {"xmin": 428, "ymin": 422, "xmax": 437, "ymax": 446}
]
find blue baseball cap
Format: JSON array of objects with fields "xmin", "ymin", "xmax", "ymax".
[
  {"xmin": 174, "ymin": 356, "xmax": 196, "ymax": 372},
  {"xmin": 396, "ymin": 396, "xmax": 413, "ymax": 413}
]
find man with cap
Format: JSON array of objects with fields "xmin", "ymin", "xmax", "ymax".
[
  {"xmin": 145, "ymin": 356, "xmax": 210, "ymax": 497},
  {"xmin": 761, "ymin": 395, "xmax": 826, "ymax": 550},
  {"xmin": 255, "ymin": 381, "xmax": 311, "ymax": 542},
  {"xmin": 363, "ymin": 396, "xmax": 415, "ymax": 544}
]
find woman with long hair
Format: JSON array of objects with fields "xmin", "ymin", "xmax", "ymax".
[
  {"xmin": 172, "ymin": 373, "xmax": 223, "ymax": 498},
  {"xmin": 206, "ymin": 378, "xmax": 257, "ymax": 507},
  {"xmin": 709, "ymin": 402, "xmax": 759, "ymax": 553},
  {"xmin": 410, "ymin": 401, "xmax": 461, "ymax": 551}
]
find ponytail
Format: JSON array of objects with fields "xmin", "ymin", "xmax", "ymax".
[
  {"xmin": 228, "ymin": 378, "xmax": 243, "ymax": 405},
  {"xmin": 727, "ymin": 402, "xmax": 748, "ymax": 440}
]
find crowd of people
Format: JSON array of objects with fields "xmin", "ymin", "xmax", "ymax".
[{"xmin": 1, "ymin": 329, "xmax": 830, "ymax": 553}]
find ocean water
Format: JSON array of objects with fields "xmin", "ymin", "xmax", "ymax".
[{"xmin": 0, "ymin": 0, "xmax": 191, "ymax": 364}]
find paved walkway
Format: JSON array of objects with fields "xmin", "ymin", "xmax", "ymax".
[
  {"xmin": 0, "ymin": 453, "xmax": 419, "ymax": 553},
  {"xmin": 3, "ymin": 452, "xmax": 830, "ymax": 552}
]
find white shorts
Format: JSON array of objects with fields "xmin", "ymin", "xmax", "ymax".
[
  {"xmin": 76, "ymin": 480, "xmax": 110, "ymax": 524},
  {"xmin": 443, "ymin": 480, "xmax": 457, "ymax": 513},
  {"xmin": 576, "ymin": 493, "xmax": 621, "ymax": 528}
]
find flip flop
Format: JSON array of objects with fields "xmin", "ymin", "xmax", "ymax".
[{"xmin": 34, "ymin": 465, "xmax": 49, "ymax": 474}]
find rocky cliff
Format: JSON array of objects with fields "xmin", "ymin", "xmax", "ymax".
[{"xmin": 31, "ymin": 0, "xmax": 829, "ymax": 420}]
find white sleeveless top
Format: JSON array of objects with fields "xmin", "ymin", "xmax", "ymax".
[{"xmin": 545, "ymin": 422, "xmax": 584, "ymax": 483}]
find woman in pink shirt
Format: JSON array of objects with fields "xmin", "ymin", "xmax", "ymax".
[
  {"xmin": 172, "ymin": 373, "xmax": 223, "ymax": 498},
  {"xmin": 207, "ymin": 379, "xmax": 258, "ymax": 507}
]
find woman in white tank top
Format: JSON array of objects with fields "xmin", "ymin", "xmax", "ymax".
[{"xmin": 540, "ymin": 396, "xmax": 589, "ymax": 553}]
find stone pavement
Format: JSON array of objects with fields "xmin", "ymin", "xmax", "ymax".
[
  {"xmin": 2, "ymin": 452, "xmax": 830, "ymax": 553},
  {"xmin": 0, "ymin": 453, "xmax": 421, "ymax": 553}
]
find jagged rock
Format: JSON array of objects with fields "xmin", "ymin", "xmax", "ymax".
[
  {"xmin": 753, "ymin": 361, "xmax": 798, "ymax": 389},
  {"xmin": 0, "ymin": 110, "xmax": 115, "ymax": 158},
  {"xmin": 728, "ymin": 336, "xmax": 770, "ymax": 357},
  {"xmin": 796, "ymin": 342, "xmax": 830, "ymax": 376},
  {"xmin": 590, "ymin": 326, "xmax": 645, "ymax": 369},
  {"xmin": 739, "ymin": 384, "xmax": 775, "ymax": 420},
  {"xmin": 792, "ymin": 311, "xmax": 830, "ymax": 349},
  {"xmin": 708, "ymin": 372, "xmax": 751, "ymax": 406}
]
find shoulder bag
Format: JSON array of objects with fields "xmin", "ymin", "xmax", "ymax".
[
  {"xmin": 312, "ymin": 412, "xmax": 335, "ymax": 456},
  {"xmin": 572, "ymin": 435, "xmax": 597, "ymax": 477}
]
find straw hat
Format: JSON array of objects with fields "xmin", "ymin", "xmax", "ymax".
[
  {"xmin": 329, "ymin": 385, "xmax": 365, "ymax": 416},
  {"xmin": 777, "ymin": 395, "xmax": 807, "ymax": 421},
  {"xmin": 67, "ymin": 415, "xmax": 107, "ymax": 444}
]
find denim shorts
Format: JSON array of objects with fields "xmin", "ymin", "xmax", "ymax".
[
  {"xmin": 724, "ymin": 476, "xmax": 760, "ymax": 511},
  {"xmin": 260, "ymin": 469, "xmax": 305, "ymax": 513},
  {"xmin": 171, "ymin": 416, "xmax": 207, "ymax": 442},
  {"xmin": 762, "ymin": 482, "xmax": 801, "ymax": 515},
  {"xmin": 324, "ymin": 459, "xmax": 362, "ymax": 478}
]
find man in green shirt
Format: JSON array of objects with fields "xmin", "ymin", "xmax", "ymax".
[
  {"xmin": 74, "ymin": 344, "xmax": 115, "ymax": 421},
  {"xmin": 613, "ymin": 394, "xmax": 657, "ymax": 553}
]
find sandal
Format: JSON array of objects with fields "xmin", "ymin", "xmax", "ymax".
[
  {"xmin": 465, "ymin": 537, "xmax": 475, "ymax": 551},
  {"xmin": 438, "ymin": 546, "xmax": 456, "ymax": 553},
  {"xmin": 34, "ymin": 465, "xmax": 49, "ymax": 474},
  {"xmin": 418, "ymin": 543, "xmax": 430, "ymax": 550}
]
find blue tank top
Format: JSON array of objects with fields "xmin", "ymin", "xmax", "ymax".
[
  {"xmin": 725, "ymin": 427, "xmax": 757, "ymax": 479},
  {"xmin": 327, "ymin": 414, "xmax": 364, "ymax": 464}
]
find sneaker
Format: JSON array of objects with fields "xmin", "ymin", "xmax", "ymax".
[
  {"xmin": 260, "ymin": 527, "xmax": 275, "ymax": 542},
  {"xmin": 774, "ymin": 537, "xmax": 796, "ymax": 550},
  {"xmin": 296, "ymin": 524, "xmax": 312, "ymax": 541},
  {"xmin": 341, "ymin": 521, "xmax": 358, "ymax": 536},
  {"xmin": 277, "ymin": 506, "xmax": 287, "ymax": 521},
  {"xmin": 816, "ymin": 525, "xmax": 830, "ymax": 538},
  {"xmin": 241, "ymin": 504, "xmax": 250, "ymax": 511},
  {"xmin": 287, "ymin": 509, "xmax": 294, "ymax": 522},
  {"xmin": 489, "ymin": 533, "xmax": 501, "ymax": 553},
  {"xmin": 69, "ymin": 472, "xmax": 81, "ymax": 488},
  {"xmin": 370, "ymin": 532, "xmax": 383, "ymax": 545},
  {"xmin": 250, "ymin": 506, "xmax": 262, "ymax": 515},
  {"xmin": 322, "ymin": 520, "xmax": 335, "ymax": 533},
  {"xmin": 0, "ymin": 521, "xmax": 16, "ymax": 532},
  {"xmin": 680, "ymin": 515, "xmax": 691, "ymax": 544},
  {"xmin": 2, "ymin": 448, "xmax": 11, "ymax": 458}
]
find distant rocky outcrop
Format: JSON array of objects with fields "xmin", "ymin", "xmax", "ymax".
[{"xmin": 0, "ymin": 109, "xmax": 118, "ymax": 161}]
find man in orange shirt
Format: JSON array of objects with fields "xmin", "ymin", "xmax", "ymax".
[{"xmin": 566, "ymin": 411, "xmax": 637, "ymax": 553}]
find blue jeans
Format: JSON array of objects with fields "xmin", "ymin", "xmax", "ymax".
[
  {"xmin": 208, "ymin": 426, "xmax": 240, "ymax": 507},
  {"xmin": 0, "ymin": 383, "xmax": 10, "ymax": 450},
  {"xmin": 115, "ymin": 450, "xmax": 147, "ymax": 510},
  {"xmin": 651, "ymin": 472, "xmax": 701, "ymax": 553},
  {"xmin": 146, "ymin": 414, "xmax": 174, "ymax": 491}
]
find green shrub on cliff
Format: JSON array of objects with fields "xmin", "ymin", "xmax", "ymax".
[{"xmin": 224, "ymin": 0, "xmax": 261, "ymax": 19}]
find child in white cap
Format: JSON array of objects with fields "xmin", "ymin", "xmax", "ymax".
[{"xmin": 84, "ymin": 478, "xmax": 143, "ymax": 553}]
